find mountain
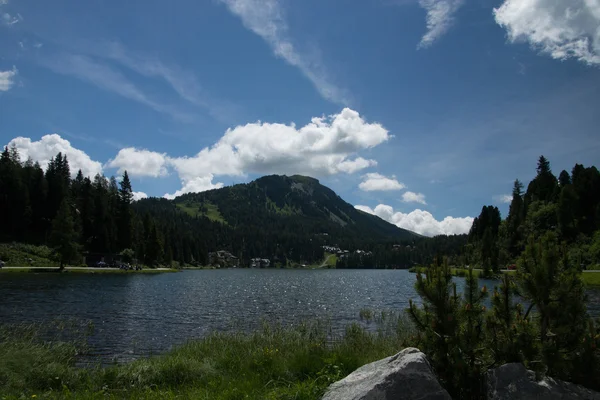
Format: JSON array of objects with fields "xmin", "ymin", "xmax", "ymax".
[
  {"xmin": 133, "ymin": 175, "xmax": 418, "ymax": 266},
  {"xmin": 173, "ymin": 175, "xmax": 417, "ymax": 241}
]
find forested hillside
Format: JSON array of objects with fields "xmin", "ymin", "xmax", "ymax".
[
  {"xmin": 2, "ymin": 146, "xmax": 443, "ymax": 268},
  {"xmin": 465, "ymin": 156, "xmax": 600, "ymax": 274}
]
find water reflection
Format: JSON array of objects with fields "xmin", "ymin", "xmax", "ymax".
[{"xmin": 0, "ymin": 270, "xmax": 598, "ymax": 362}]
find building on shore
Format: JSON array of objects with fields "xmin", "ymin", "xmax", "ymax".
[{"xmin": 208, "ymin": 250, "xmax": 238, "ymax": 268}]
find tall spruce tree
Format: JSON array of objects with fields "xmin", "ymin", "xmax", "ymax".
[
  {"xmin": 50, "ymin": 199, "xmax": 79, "ymax": 270},
  {"xmin": 118, "ymin": 171, "xmax": 134, "ymax": 251}
]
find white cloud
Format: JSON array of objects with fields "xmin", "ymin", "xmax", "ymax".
[
  {"xmin": 218, "ymin": 0, "xmax": 349, "ymax": 105},
  {"xmin": 358, "ymin": 173, "xmax": 405, "ymax": 191},
  {"xmin": 337, "ymin": 157, "xmax": 378, "ymax": 173},
  {"xmin": 402, "ymin": 191, "xmax": 427, "ymax": 204},
  {"xmin": 164, "ymin": 175, "xmax": 224, "ymax": 200},
  {"xmin": 40, "ymin": 54, "xmax": 192, "ymax": 121},
  {"xmin": 7, "ymin": 134, "xmax": 103, "ymax": 177},
  {"xmin": 494, "ymin": 0, "xmax": 600, "ymax": 65},
  {"xmin": 418, "ymin": 0, "xmax": 464, "ymax": 48},
  {"xmin": 132, "ymin": 191, "xmax": 148, "ymax": 201},
  {"xmin": 355, "ymin": 204, "xmax": 473, "ymax": 237},
  {"xmin": 493, "ymin": 194, "xmax": 513, "ymax": 204},
  {"xmin": 1, "ymin": 12, "xmax": 22, "ymax": 26},
  {"xmin": 0, "ymin": 66, "xmax": 17, "ymax": 91},
  {"xmin": 165, "ymin": 108, "xmax": 388, "ymax": 197},
  {"xmin": 106, "ymin": 148, "xmax": 168, "ymax": 178},
  {"xmin": 95, "ymin": 42, "xmax": 238, "ymax": 123}
]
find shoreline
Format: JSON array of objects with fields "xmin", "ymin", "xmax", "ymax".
[
  {"xmin": 0, "ymin": 266, "xmax": 179, "ymax": 274},
  {"xmin": 408, "ymin": 266, "xmax": 600, "ymax": 287}
]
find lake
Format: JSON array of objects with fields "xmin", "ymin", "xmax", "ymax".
[{"xmin": 1, "ymin": 269, "xmax": 599, "ymax": 363}]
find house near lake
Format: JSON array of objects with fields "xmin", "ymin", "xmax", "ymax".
[
  {"xmin": 208, "ymin": 250, "xmax": 238, "ymax": 268},
  {"xmin": 250, "ymin": 258, "xmax": 271, "ymax": 268}
]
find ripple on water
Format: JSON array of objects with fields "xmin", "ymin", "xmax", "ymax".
[{"xmin": 0, "ymin": 269, "xmax": 598, "ymax": 362}]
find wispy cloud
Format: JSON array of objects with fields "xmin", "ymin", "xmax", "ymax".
[
  {"xmin": 0, "ymin": 66, "xmax": 17, "ymax": 91},
  {"xmin": 1, "ymin": 0, "xmax": 22, "ymax": 26},
  {"xmin": 95, "ymin": 42, "xmax": 241, "ymax": 123},
  {"xmin": 39, "ymin": 54, "xmax": 193, "ymax": 122},
  {"xmin": 418, "ymin": 0, "xmax": 464, "ymax": 48},
  {"xmin": 218, "ymin": 0, "xmax": 350, "ymax": 105}
]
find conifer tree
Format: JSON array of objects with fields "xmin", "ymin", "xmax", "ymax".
[
  {"xmin": 486, "ymin": 273, "xmax": 537, "ymax": 367},
  {"xmin": 118, "ymin": 171, "xmax": 134, "ymax": 250},
  {"xmin": 517, "ymin": 233, "xmax": 589, "ymax": 378},
  {"xmin": 407, "ymin": 257, "xmax": 461, "ymax": 395},
  {"xmin": 50, "ymin": 199, "xmax": 79, "ymax": 270}
]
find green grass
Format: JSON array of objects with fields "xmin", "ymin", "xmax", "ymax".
[
  {"xmin": 175, "ymin": 201, "xmax": 226, "ymax": 223},
  {"xmin": 0, "ymin": 315, "xmax": 416, "ymax": 400},
  {"xmin": 410, "ymin": 266, "xmax": 597, "ymax": 286},
  {"xmin": 408, "ymin": 266, "xmax": 516, "ymax": 278},
  {"xmin": 582, "ymin": 272, "xmax": 600, "ymax": 287},
  {"xmin": 0, "ymin": 267, "xmax": 178, "ymax": 274},
  {"xmin": 0, "ymin": 243, "xmax": 58, "ymax": 268},
  {"xmin": 324, "ymin": 253, "xmax": 337, "ymax": 268}
]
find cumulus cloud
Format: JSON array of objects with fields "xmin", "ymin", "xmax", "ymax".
[
  {"xmin": 0, "ymin": 66, "xmax": 17, "ymax": 91},
  {"xmin": 7, "ymin": 134, "xmax": 103, "ymax": 177},
  {"xmin": 355, "ymin": 204, "xmax": 473, "ymax": 237},
  {"xmin": 494, "ymin": 0, "xmax": 600, "ymax": 65},
  {"xmin": 359, "ymin": 173, "xmax": 405, "ymax": 191},
  {"xmin": 493, "ymin": 194, "xmax": 513, "ymax": 204},
  {"xmin": 418, "ymin": 0, "xmax": 464, "ymax": 48},
  {"xmin": 132, "ymin": 191, "xmax": 148, "ymax": 201},
  {"xmin": 165, "ymin": 108, "xmax": 388, "ymax": 197},
  {"xmin": 164, "ymin": 175, "xmax": 224, "ymax": 200},
  {"xmin": 402, "ymin": 191, "xmax": 427, "ymax": 204},
  {"xmin": 106, "ymin": 148, "xmax": 169, "ymax": 178},
  {"xmin": 218, "ymin": 0, "xmax": 349, "ymax": 104}
]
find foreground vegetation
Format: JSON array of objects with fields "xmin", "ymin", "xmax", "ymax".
[
  {"xmin": 0, "ymin": 316, "xmax": 416, "ymax": 400},
  {"xmin": 408, "ymin": 248, "xmax": 600, "ymax": 399}
]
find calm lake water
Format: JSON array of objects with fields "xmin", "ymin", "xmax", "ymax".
[{"xmin": 1, "ymin": 269, "xmax": 599, "ymax": 363}]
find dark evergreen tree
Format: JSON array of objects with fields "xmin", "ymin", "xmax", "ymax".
[
  {"xmin": 49, "ymin": 199, "xmax": 79, "ymax": 270},
  {"xmin": 118, "ymin": 171, "xmax": 134, "ymax": 251}
]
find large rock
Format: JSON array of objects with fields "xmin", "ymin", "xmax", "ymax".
[
  {"xmin": 321, "ymin": 347, "xmax": 451, "ymax": 400},
  {"xmin": 487, "ymin": 363, "xmax": 600, "ymax": 400}
]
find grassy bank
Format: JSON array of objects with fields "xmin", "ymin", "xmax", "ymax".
[
  {"xmin": 0, "ymin": 243, "xmax": 178, "ymax": 274},
  {"xmin": 582, "ymin": 272, "xmax": 600, "ymax": 286},
  {"xmin": 0, "ymin": 267, "xmax": 178, "ymax": 274},
  {"xmin": 409, "ymin": 266, "xmax": 600, "ymax": 287},
  {"xmin": 0, "ymin": 243, "xmax": 58, "ymax": 268},
  {"xmin": 0, "ymin": 315, "xmax": 416, "ymax": 400}
]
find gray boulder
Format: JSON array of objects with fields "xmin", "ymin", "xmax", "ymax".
[
  {"xmin": 321, "ymin": 347, "xmax": 451, "ymax": 400},
  {"xmin": 487, "ymin": 363, "xmax": 600, "ymax": 400}
]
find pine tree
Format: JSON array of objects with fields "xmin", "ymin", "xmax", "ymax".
[
  {"xmin": 517, "ymin": 233, "xmax": 589, "ymax": 378},
  {"xmin": 118, "ymin": 171, "xmax": 134, "ymax": 251},
  {"xmin": 506, "ymin": 179, "xmax": 525, "ymax": 257},
  {"xmin": 407, "ymin": 258, "xmax": 461, "ymax": 395},
  {"xmin": 486, "ymin": 273, "xmax": 537, "ymax": 367},
  {"xmin": 50, "ymin": 199, "xmax": 79, "ymax": 270},
  {"xmin": 456, "ymin": 266, "xmax": 488, "ymax": 398},
  {"xmin": 558, "ymin": 170, "xmax": 571, "ymax": 187}
]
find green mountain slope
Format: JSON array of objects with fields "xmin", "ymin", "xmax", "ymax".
[{"xmin": 172, "ymin": 174, "xmax": 417, "ymax": 242}]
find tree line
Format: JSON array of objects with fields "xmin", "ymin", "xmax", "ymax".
[
  {"xmin": 0, "ymin": 147, "xmax": 328, "ymax": 267},
  {"xmin": 466, "ymin": 155, "xmax": 600, "ymax": 274}
]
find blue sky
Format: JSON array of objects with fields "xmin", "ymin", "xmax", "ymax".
[{"xmin": 1, "ymin": 0, "xmax": 599, "ymax": 236}]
